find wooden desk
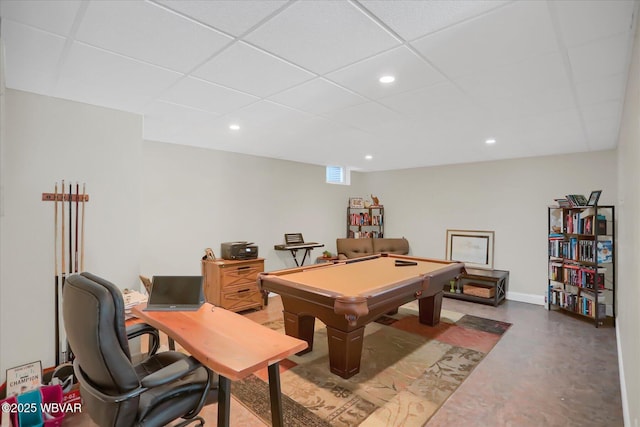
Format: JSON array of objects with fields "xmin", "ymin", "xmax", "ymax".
[{"xmin": 131, "ymin": 303, "xmax": 307, "ymax": 427}]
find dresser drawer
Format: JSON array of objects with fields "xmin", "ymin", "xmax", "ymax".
[
  {"xmin": 220, "ymin": 263, "xmax": 262, "ymax": 288},
  {"xmin": 220, "ymin": 284, "xmax": 263, "ymax": 312}
]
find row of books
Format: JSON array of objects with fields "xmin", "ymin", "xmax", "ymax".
[
  {"xmin": 548, "ymin": 287, "xmax": 606, "ymax": 318},
  {"xmin": 548, "ymin": 237, "xmax": 613, "ymax": 263},
  {"xmin": 349, "ymin": 212, "xmax": 382, "ymax": 226},
  {"xmin": 549, "ymin": 262, "xmax": 607, "ymax": 289},
  {"xmin": 348, "ymin": 230, "xmax": 382, "ymax": 238},
  {"xmin": 564, "ymin": 211, "xmax": 606, "ymax": 235}
]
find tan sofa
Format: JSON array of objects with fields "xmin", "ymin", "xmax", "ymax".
[{"xmin": 336, "ymin": 237, "xmax": 409, "ymax": 260}]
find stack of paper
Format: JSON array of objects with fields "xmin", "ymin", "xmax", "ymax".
[{"xmin": 122, "ymin": 289, "xmax": 147, "ymax": 319}]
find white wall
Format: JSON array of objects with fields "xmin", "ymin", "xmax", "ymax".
[
  {"xmin": 140, "ymin": 140, "xmax": 362, "ymax": 275},
  {"xmin": 0, "ymin": 89, "xmax": 142, "ymax": 374},
  {"xmin": 616, "ymin": 8, "xmax": 640, "ymax": 426},
  {"xmin": 362, "ymin": 151, "xmax": 618, "ymax": 303}
]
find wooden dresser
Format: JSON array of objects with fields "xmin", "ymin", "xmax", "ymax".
[{"xmin": 201, "ymin": 258, "xmax": 264, "ymax": 312}]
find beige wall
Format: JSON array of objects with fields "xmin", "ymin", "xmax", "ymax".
[
  {"xmin": 616, "ymin": 8, "xmax": 640, "ymax": 426},
  {"xmin": 0, "ymin": 89, "xmax": 142, "ymax": 374},
  {"xmin": 140, "ymin": 140, "xmax": 361, "ymax": 275},
  {"xmin": 361, "ymin": 152, "xmax": 618, "ymax": 303}
]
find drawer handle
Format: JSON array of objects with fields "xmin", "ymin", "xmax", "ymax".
[
  {"xmin": 237, "ymin": 288, "xmax": 251, "ymax": 293},
  {"xmin": 236, "ymin": 266, "xmax": 251, "ymax": 271}
]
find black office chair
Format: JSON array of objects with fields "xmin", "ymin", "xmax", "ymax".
[{"xmin": 63, "ymin": 272, "xmax": 216, "ymax": 427}]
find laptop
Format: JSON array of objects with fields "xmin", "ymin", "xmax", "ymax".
[{"xmin": 144, "ymin": 276, "xmax": 205, "ymax": 312}]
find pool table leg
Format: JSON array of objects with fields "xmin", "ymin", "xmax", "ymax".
[
  {"xmin": 326, "ymin": 326, "xmax": 365, "ymax": 379},
  {"xmin": 283, "ymin": 311, "xmax": 316, "ymax": 355},
  {"xmin": 418, "ymin": 291, "xmax": 443, "ymax": 326}
]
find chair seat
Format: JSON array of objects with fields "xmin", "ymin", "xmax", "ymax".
[{"xmin": 135, "ymin": 352, "xmax": 210, "ymax": 424}]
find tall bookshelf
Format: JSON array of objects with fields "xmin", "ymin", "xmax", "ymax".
[
  {"xmin": 347, "ymin": 206, "xmax": 383, "ymax": 238},
  {"xmin": 547, "ymin": 205, "xmax": 615, "ymax": 327}
]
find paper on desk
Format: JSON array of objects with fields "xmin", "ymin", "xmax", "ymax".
[{"xmin": 122, "ymin": 289, "xmax": 148, "ymax": 318}]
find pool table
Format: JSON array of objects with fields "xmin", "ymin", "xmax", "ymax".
[{"xmin": 258, "ymin": 253, "xmax": 465, "ymax": 378}]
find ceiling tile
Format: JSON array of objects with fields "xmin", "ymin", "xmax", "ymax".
[
  {"xmin": 553, "ymin": 0, "xmax": 636, "ymax": 48},
  {"xmin": 411, "ymin": 1, "xmax": 558, "ymax": 78},
  {"xmin": 452, "ymin": 52, "xmax": 569, "ymax": 100},
  {"xmin": 1, "ymin": 20, "xmax": 66, "ymax": 95},
  {"xmin": 581, "ymin": 100, "xmax": 623, "ymax": 124},
  {"xmin": 326, "ymin": 46, "xmax": 446, "ymax": 100},
  {"xmin": 143, "ymin": 100, "xmax": 221, "ymax": 143},
  {"xmin": 478, "ymin": 80, "xmax": 576, "ymax": 122},
  {"xmin": 0, "ymin": 0, "xmax": 82, "ymax": 36},
  {"xmin": 57, "ymin": 42, "xmax": 182, "ymax": 112},
  {"xmin": 574, "ymin": 73, "xmax": 626, "ymax": 107},
  {"xmin": 360, "ymin": 0, "xmax": 510, "ymax": 41},
  {"xmin": 223, "ymin": 100, "xmax": 314, "ymax": 132},
  {"xmin": 322, "ymin": 101, "xmax": 404, "ymax": 132},
  {"xmin": 585, "ymin": 116, "xmax": 621, "ymax": 150},
  {"xmin": 269, "ymin": 78, "xmax": 367, "ymax": 115},
  {"xmin": 76, "ymin": 1, "xmax": 232, "ymax": 73},
  {"xmin": 567, "ymin": 33, "xmax": 631, "ymax": 83},
  {"xmin": 192, "ymin": 42, "xmax": 315, "ymax": 98},
  {"xmin": 245, "ymin": 1, "xmax": 401, "ymax": 74},
  {"xmin": 377, "ymin": 82, "xmax": 473, "ymax": 119},
  {"xmin": 159, "ymin": 76, "xmax": 259, "ymax": 115},
  {"xmin": 156, "ymin": 0, "xmax": 289, "ymax": 37}
]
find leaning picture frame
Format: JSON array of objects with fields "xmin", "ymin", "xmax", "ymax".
[
  {"xmin": 446, "ymin": 229, "xmax": 495, "ymax": 270},
  {"xmin": 587, "ymin": 190, "xmax": 602, "ymax": 206},
  {"xmin": 349, "ymin": 197, "xmax": 364, "ymax": 209}
]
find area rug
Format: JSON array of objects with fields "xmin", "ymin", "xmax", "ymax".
[{"xmin": 231, "ymin": 304, "xmax": 511, "ymax": 426}]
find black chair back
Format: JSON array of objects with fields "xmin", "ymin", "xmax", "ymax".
[{"xmin": 63, "ymin": 273, "xmax": 139, "ymax": 426}]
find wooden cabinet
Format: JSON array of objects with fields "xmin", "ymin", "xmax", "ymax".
[
  {"xmin": 547, "ymin": 205, "xmax": 615, "ymax": 327},
  {"xmin": 347, "ymin": 206, "xmax": 383, "ymax": 238},
  {"xmin": 443, "ymin": 268, "xmax": 509, "ymax": 306},
  {"xmin": 201, "ymin": 258, "xmax": 264, "ymax": 312}
]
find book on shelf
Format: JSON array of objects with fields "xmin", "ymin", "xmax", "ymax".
[{"xmin": 597, "ymin": 239, "xmax": 613, "ymax": 263}]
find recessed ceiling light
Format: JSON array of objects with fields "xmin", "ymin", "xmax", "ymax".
[
  {"xmin": 379, "ymin": 75, "xmax": 395, "ymax": 84},
  {"xmin": 365, "ymin": 155, "xmax": 373, "ymax": 160},
  {"xmin": 485, "ymin": 138, "xmax": 496, "ymax": 144},
  {"xmin": 229, "ymin": 124, "xmax": 240, "ymax": 131}
]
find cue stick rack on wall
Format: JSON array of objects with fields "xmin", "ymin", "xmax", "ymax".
[{"xmin": 42, "ymin": 181, "xmax": 90, "ymax": 366}]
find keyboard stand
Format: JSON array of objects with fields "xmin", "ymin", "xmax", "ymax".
[{"xmin": 274, "ymin": 242, "xmax": 324, "ymax": 266}]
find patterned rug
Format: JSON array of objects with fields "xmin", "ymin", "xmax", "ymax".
[{"xmin": 232, "ymin": 304, "xmax": 510, "ymax": 426}]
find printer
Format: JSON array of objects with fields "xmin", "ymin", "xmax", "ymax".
[{"xmin": 221, "ymin": 241, "xmax": 259, "ymax": 260}]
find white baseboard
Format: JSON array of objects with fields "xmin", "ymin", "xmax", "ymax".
[{"xmin": 506, "ymin": 292, "xmax": 545, "ymax": 306}]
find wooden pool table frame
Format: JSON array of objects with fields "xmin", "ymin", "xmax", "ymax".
[{"xmin": 258, "ymin": 253, "xmax": 464, "ymax": 378}]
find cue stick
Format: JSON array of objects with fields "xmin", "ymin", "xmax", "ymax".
[
  {"xmin": 60, "ymin": 180, "xmax": 66, "ymax": 363},
  {"xmin": 74, "ymin": 182, "xmax": 79, "ymax": 273},
  {"xmin": 66, "ymin": 182, "xmax": 73, "ymax": 362},
  {"xmin": 68, "ymin": 183, "xmax": 72, "ymax": 275},
  {"xmin": 80, "ymin": 183, "xmax": 86, "ymax": 272},
  {"xmin": 54, "ymin": 182, "xmax": 60, "ymax": 366}
]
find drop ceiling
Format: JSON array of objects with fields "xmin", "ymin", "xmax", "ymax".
[{"xmin": 1, "ymin": 0, "xmax": 637, "ymax": 171}]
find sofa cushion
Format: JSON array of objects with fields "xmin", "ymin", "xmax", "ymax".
[
  {"xmin": 336, "ymin": 238, "xmax": 374, "ymax": 259},
  {"xmin": 336, "ymin": 238, "xmax": 409, "ymax": 259},
  {"xmin": 373, "ymin": 238, "xmax": 409, "ymax": 255}
]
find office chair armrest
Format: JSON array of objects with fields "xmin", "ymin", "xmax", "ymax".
[
  {"xmin": 140, "ymin": 356, "xmax": 202, "ymax": 389},
  {"xmin": 126, "ymin": 323, "xmax": 160, "ymax": 356}
]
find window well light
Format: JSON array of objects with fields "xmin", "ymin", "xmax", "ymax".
[
  {"xmin": 485, "ymin": 138, "xmax": 496, "ymax": 144},
  {"xmin": 379, "ymin": 75, "xmax": 395, "ymax": 84},
  {"xmin": 229, "ymin": 124, "xmax": 240, "ymax": 131}
]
